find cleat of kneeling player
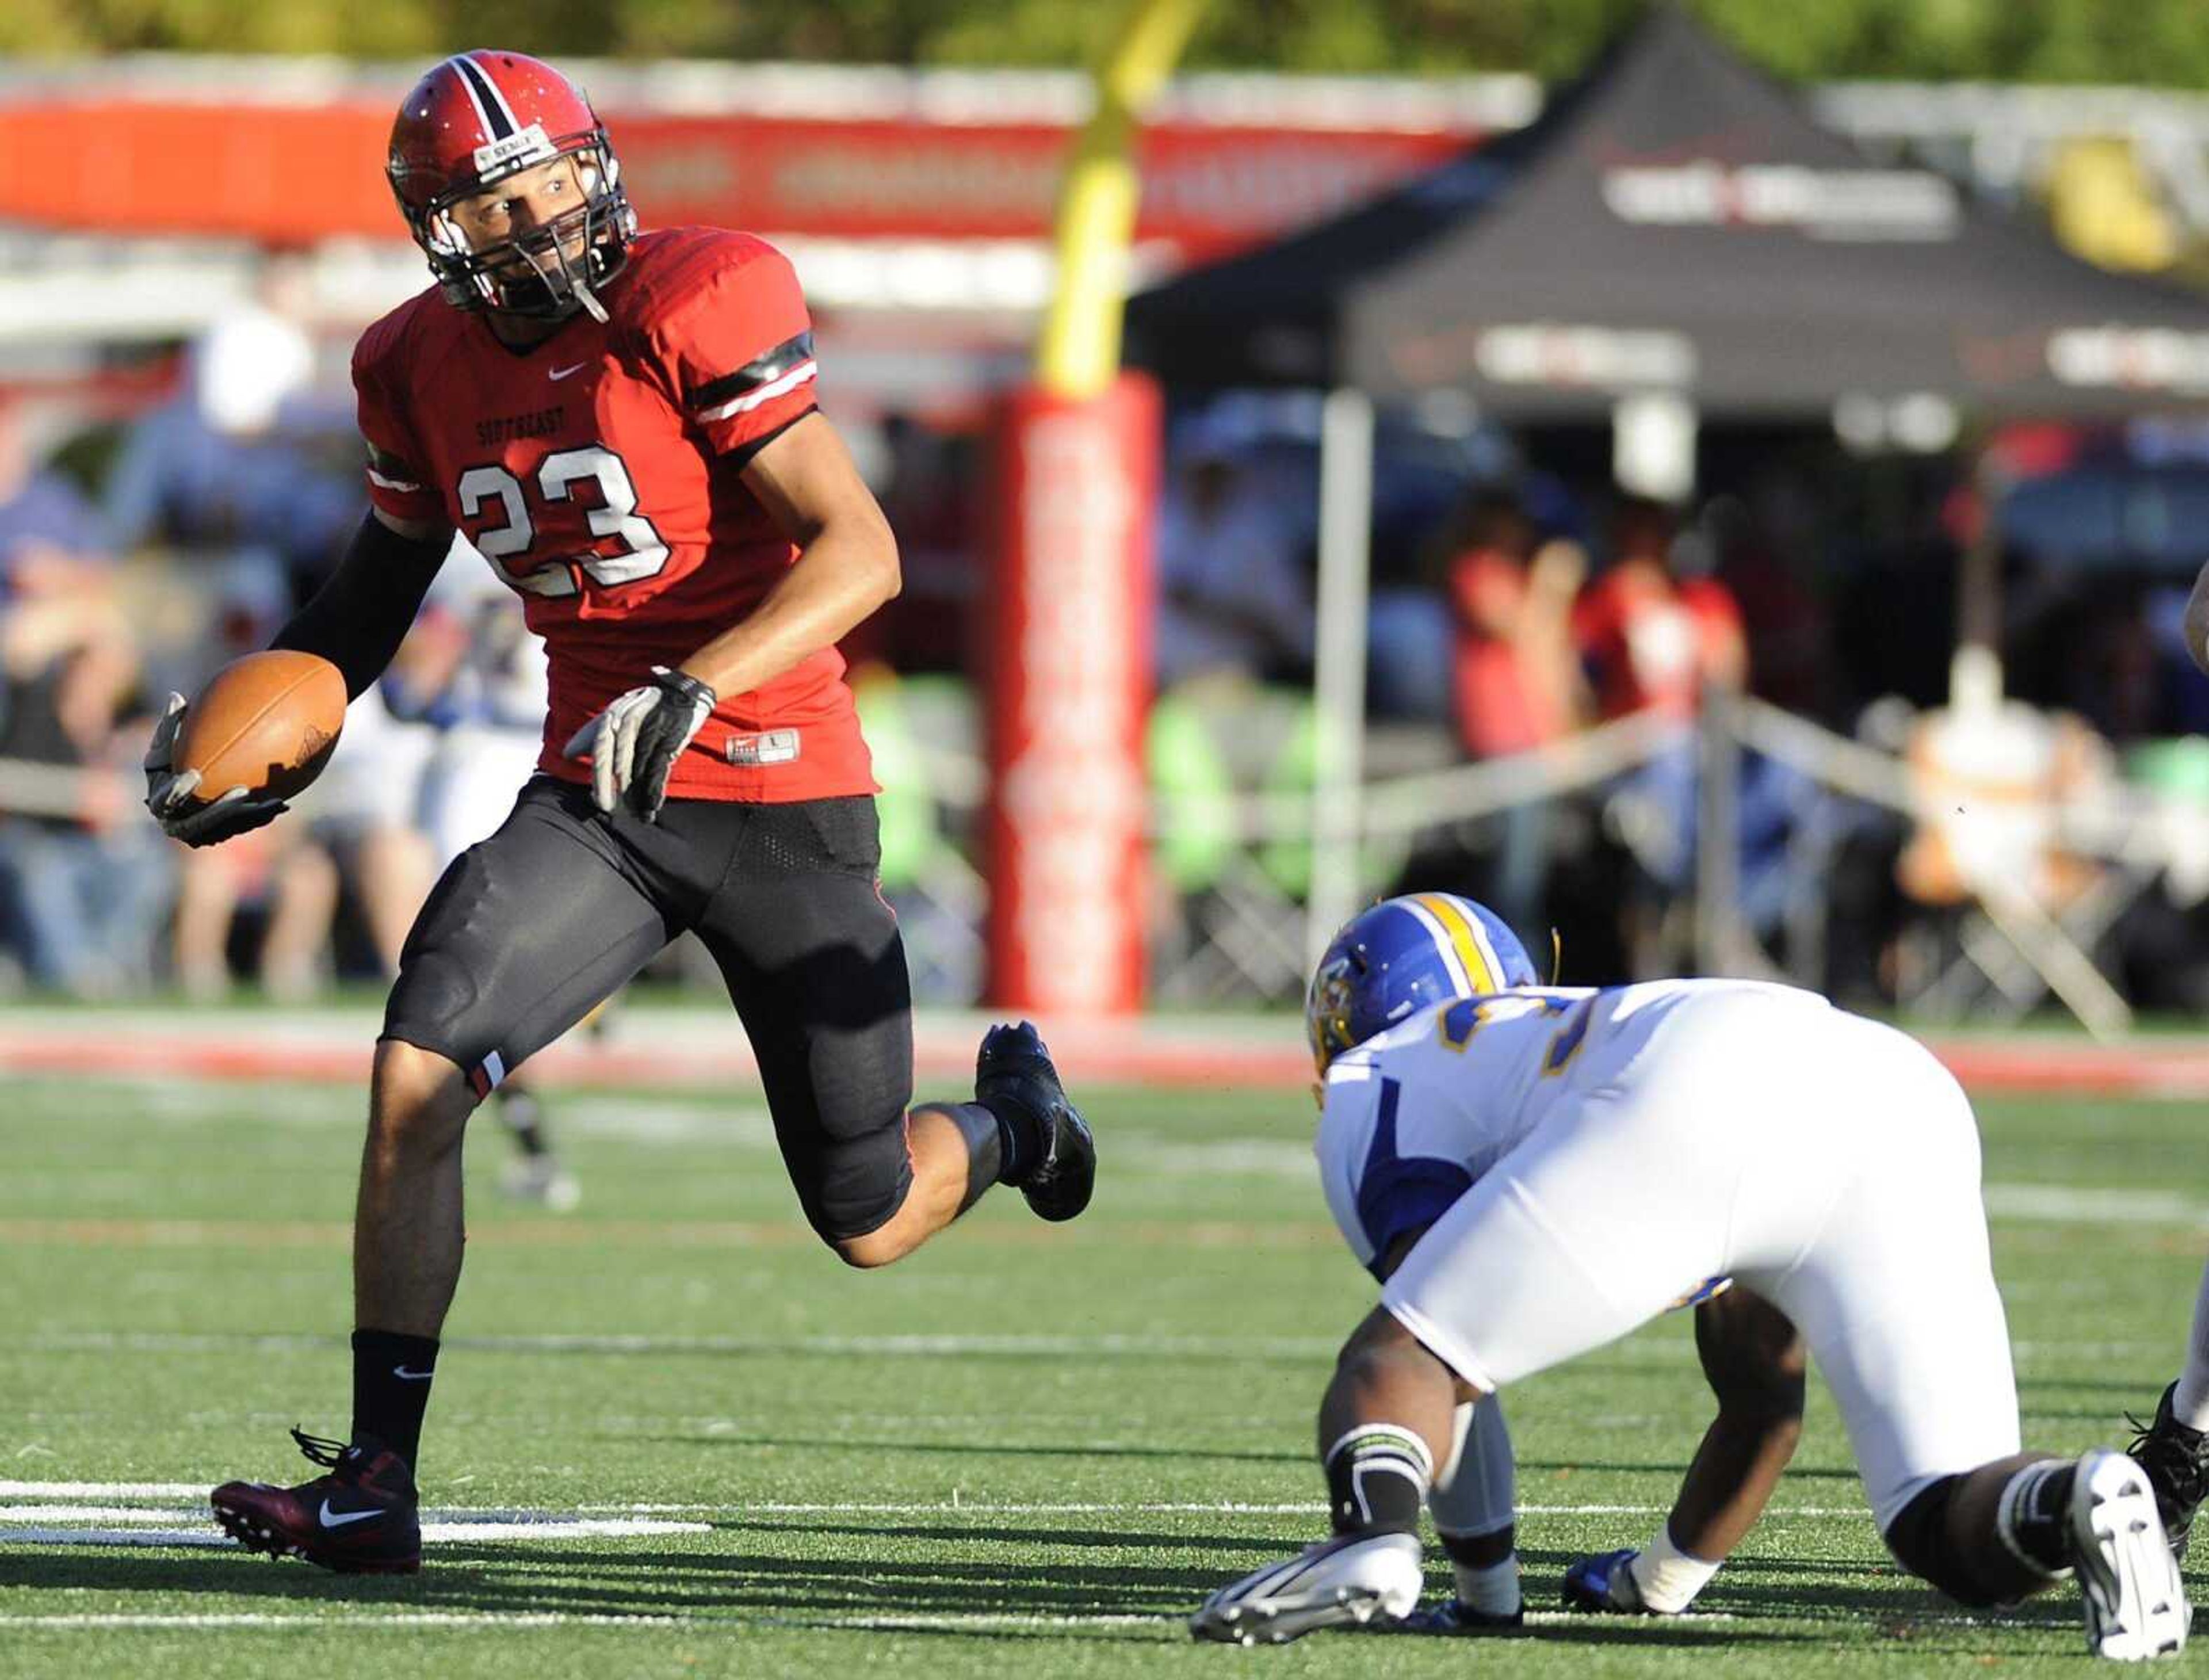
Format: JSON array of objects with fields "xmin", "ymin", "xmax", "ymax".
[
  {"xmin": 1188, "ymin": 1532, "xmax": 1423, "ymax": 1645},
  {"xmin": 1563, "ymin": 1548, "xmax": 1666, "ymax": 1614},
  {"xmin": 974, "ymin": 1021, "xmax": 1094, "ymax": 1223},
  {"xmin": 2069, "ymin": 1449, "xmax": 2191, "ymax": 1662},
  {"xmin": 210, "ymin": 1428, "xmax": 421, "ymax": 1575},
  {"xmin": 1390, "ymin": 1597, "xmax": 1526, "ymax": 1635}
]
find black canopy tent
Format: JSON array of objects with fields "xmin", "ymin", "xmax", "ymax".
[
  {"xmin": 1122, "ymin": 5, "xmax": 2209, "ymax": 957},
  {"xmin": 1127, "ymin": 4, "xmax": 2209, "ymax": 418}
]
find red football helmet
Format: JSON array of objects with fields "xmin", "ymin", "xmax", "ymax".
[{"xmin": 386, "ymin": 49, "xmax": 638, "ymax": 322}]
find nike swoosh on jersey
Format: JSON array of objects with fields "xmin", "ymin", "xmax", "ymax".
[
  {"xmin": 549, "ymin": 362, "xmax": 589, "ymax": 380},
  {"xmin": 318, "ymin": 1501, "xmax": 384, "ymax": 1529},
  {"xmin": 393, "ymin": 1365, "xmax": 435, "ymax": 1380}
]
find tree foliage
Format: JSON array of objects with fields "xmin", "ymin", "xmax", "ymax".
[{"xmin": 5, "ymin": 0, "xmax": 2209, "ymax": 90}]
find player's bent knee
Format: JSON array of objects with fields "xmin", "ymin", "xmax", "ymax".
[
  {"xmin": 823, "ymin": 1179, "xmax": 922, "ymax": 1269},
  {"xmin": 368, "ymin": 1038, "xmax": 477, "ymax": 1162},
  {"xmin": 831, "ymin": 1228, "xmax": 908, "ymax": 1270},
  {"xmin": 1883, "ymin": 1475, "xmax": 2005, "ymax": 1608}
]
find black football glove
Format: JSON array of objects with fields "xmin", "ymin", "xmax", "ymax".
[
  {"xmin": 562, "ymin": 665, "xmax": 717, "ymax": 822},
  {"xmin": 142, "ymin": 692, "xmax": 291, "ymax": 847}
]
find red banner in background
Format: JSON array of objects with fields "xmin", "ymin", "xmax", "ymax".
[
  {"xmin": 0, "ymin": 100, "xmax": 1475, "ymax": 261},
  {"xmin": 984, "ymin": 375, "xmax": 1160, "ymax": 1015}
]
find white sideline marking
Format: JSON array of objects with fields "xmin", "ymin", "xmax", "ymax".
[
  {"xmin": 17, "ymin": 1329, "xmax": 1346, "ymax": 1360},
  {"xmin": 2, "ymin": 1516, "xmax": 708, "ymax": 1549},
  {"xmin": 4, "ymin": 1612, "xmax": 704, "ymax": 1629},
  {"xmin": 13, "ymin": 1326, "xmax": 2154, "ymax": 1382},
  {"xmin": 1982, "ymin": 1182, "xmax": 2209, "ymax": 1226},
  {"xmin": 0, "ymin": 1606, "xmax": 2044, "ymax": 1633},
  {"xmin": 0, "ymin": 1485, "xmax": 1879, "ymax": 1523},
  {"xmin": 617, "ymin": 1498, "xmax": 1874, "ymax": 1519}
]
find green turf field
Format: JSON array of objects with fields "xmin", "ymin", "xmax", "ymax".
[{"xmin": 1, "ymin": 1062, "xmax": 2202, "ymax": 1676}]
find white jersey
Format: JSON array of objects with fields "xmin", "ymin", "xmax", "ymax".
[
  {"xmin": 1316, "ymin": 979, "xmax": 1830, "ymax": 1278},
  {"xmin": 1323, "ymin": 975, "xmax": 2020, "ymax": 1532}
]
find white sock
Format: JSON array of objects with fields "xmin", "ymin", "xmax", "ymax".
[
  {"xmin": 2173, "ymin": 1257, "xmax": 2209, "ymax": 1431},
  {"xmin": 1626, "ymin": 1524, "xmax": 1722, "ymax": 1614},
  {"xmin": 1450, "ymin": 1553, "xmax": 1522, "ymax": 1617}
]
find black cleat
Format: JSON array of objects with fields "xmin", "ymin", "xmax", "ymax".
[
  {"xmin": 210, "ymin": 1428, "xmax": 421, "ymax": 1574},
  {"xmin": 2127, "ymin": 1382, "xmax": 2209, "ymax": 1565},
  {"xmin": 976, "ymin": 1021, "xmax": 1094, "ymax": 1222}
]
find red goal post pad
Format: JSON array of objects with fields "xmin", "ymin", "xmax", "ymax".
[{"xmin": 982, "ymin": 373, "xmax": 1162, "ymax": 1015}]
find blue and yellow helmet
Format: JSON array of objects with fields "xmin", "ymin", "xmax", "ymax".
[{"xmin": 1305, "ymin": 893, "xmax": 1538, "ymax": 1073}]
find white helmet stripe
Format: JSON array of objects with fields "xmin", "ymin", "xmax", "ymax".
[
  {"xmin": 1400, "ymin": 900, "xmax": 1475, "ymax": 996},
  {"xmin": 1458, "ymin": 902, "xmax": 1509, "ymax": 988},
  {"xmin": 447, "ymin": 53, "xmax": 518, "ymax": 142},
  {"xmin": 443, "ymin": 55, "xmax": 496, "ymax": 140}
]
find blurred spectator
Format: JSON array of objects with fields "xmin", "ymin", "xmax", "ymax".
[
  {"xmin": 1573, "ymin": 497, "xmax": 1830, "ymax": 973},
  {"xmin": 1574, "ymin": 496, "xmax": 1748, "ymax": 724},
  {"xmin": 1154, "ymin": 439, "xmax": 1312, "ymax": 689},
  {"xmin": 1441, "ymin": 488, "xmax": 1587, "ymax": 934},
  {"xmin": 102, "ymin": 257, "xmax": 356, "ymax": 631},
  {"xmin": 157, "ymin": 532, "xmax": 346, "ymax": 1001},
  {"xmin": 292, "ymin": 687, "xmax": 438, "ymax": 986},
  {"xmin": 168, "ymin": 826, "xmax": 341, "ymax": 1003},
  {"xmin": 0, "ymin": 397, "xmax": 113, "ymax": 575},
  {"xmin": 0, "ymin": 412, "xmax": 170, "ymax": 995}
]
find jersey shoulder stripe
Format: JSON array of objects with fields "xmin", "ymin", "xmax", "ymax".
[{"xmin": 685, "ymin": 331, "xmax": 815, "ymax": 413}]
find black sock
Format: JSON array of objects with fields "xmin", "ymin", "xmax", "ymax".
[
  {"xmin": 498, "ymin": 1086, "xmax": 549, "ymax": 1158},
  {"xmin": 926, "ymin": 1102, "xmax": 1006, "ymax": 1210},
  {"xmin": 351, "ymin": 1327, "xmax": 439, "ymax": 1470},
  {"xmin": 1998, "ymin": 1460, "xmax": 2078, "ymax": 1575},
  {"xmin": 1324, "ymin": 1425, "xmax": 1432, "ymax": 1537},
  {"xmin": 975, "ymin": 1094, "xmax": 1043, "ymax": 1185}
]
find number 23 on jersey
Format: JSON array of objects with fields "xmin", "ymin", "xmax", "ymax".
[{"xmin": 456, "ymin": 444, "xmax": 670, "ymax": 599}]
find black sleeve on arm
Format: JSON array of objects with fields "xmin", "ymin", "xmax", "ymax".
[{"xmin": 271, "ymin": 511, "xmax": 448, "ymax": 700}]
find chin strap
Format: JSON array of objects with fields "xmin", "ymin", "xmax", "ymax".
[{"xmin": 572, "ymin": 277, "xmax": 609, "ymax": 323}]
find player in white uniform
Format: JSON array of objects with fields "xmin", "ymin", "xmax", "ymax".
[{"xmin": 1190, "ymin": 893, "xmax": 2186, "ymax": 1661}]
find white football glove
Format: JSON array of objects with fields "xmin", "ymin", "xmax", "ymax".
[
  {"xmin": 561, "ymin": 666, "xmax": 716, "ymax": 822},
  {"xmin": 142, "ymin": 692, "xmax": 289, "ymax": 847},
  {"xmin": 1188, "ymin": 1532, "xmax": 1424, "ymax": 1645}
]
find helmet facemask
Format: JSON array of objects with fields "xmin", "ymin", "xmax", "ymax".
[{"xmin": 402, "ymin": 129, "xmax": 637, "ymax": 324}]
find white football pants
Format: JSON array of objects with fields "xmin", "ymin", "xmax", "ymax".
[{"xmin": 1382, "ymin": 987, "xmax": 2020, "ymax": 1531}]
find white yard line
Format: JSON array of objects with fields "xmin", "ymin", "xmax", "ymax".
[
  {"xmin": 1, "ymin": 1517, "xmax": 708, "ymax": 1549},
  {"xmin": 0, "ymin": 1485, "xmax": 1877, "ymax": 1522},
  {"xmin": 1983, "ymin": 1183, "xmax": 2209, "ymax": 1225},
  {"xmin": 14, "ymin": 1328, "xmax": 1346, "ymax": 1360},
  {"xmin": 0, "ymin": 1605, "xmax": 2051, "ymax": 1633}
]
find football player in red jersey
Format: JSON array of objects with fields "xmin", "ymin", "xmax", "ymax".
[{"xmin": 144, "ymin": 50, "xmax": 1094, "ymax": 1574}]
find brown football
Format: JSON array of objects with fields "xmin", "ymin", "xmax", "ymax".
[{"xmin": 174, "ymin": 650, "xmax": 347, "ymax": 803}]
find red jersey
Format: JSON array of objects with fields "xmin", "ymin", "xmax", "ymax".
[
  {"xmin": 352, "ymin": 227, "xmax": 873, "ymax": 802},
  {"xmin": 1572, "ymin": 566, "xmax": 1744, "ymax": 724}
]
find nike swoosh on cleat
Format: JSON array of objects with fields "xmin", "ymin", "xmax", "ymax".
[
  {"xmin": 393, "ymin": 1365, "xmax": 435, "ymax": 1380},
  {"xmin": 549, "ymin": 362, "xmax": 589, "ymax": 380},
  {"xmin": 318, "ymin": 1501, "xmax": 384, "ymax": 1529}
]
